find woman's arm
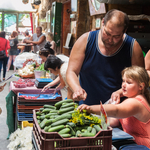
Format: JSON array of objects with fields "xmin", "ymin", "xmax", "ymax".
[
  {"xmin": 78, "ymin": 98, "xmax": 141, "ymax": 118},
  {"xmin": 42, "ymin": 76, "xmax": 60, "ymax": 92}
]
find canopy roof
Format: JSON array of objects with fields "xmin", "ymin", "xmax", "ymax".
[{"xmin": 0, "ymin": 0, "xmax": 36, "ymax": 12}]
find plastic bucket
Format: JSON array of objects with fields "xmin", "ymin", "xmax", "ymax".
[{"xmin": 34, "ymin": 70, "xmax": 46, "ymax": 78}]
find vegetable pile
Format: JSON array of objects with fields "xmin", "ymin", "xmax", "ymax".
[
  {"xmin": 14, "ymin": 78, "xmax": 35, "ymax": 88},
  {"xmin": 36, "ymin": 99, "xmax": 108, "ymax": 138}
]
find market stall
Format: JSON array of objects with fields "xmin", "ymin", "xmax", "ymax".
[{"xmin": 6, "ymin": 80, "xmax": 62, "ymax": 138}]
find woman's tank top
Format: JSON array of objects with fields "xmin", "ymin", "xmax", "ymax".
[
  {"xmin": 119, "ymin": 98, "xmax": 150, "ymax": 148},
  {"xmin": 79, "ymin": 30, "xmax": 135, "ymax": 105}
]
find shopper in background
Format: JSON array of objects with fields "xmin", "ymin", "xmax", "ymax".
[
  {"xmin": 7, "ymin": 31, "xmax": 18, "ymax": 72},
  {"xmin": 0, "ymin": 31, "xmax": 10, "ymax": 80},
  {"xmin": 20, "ymin": 31, "xmax": 32, "ymax": 53},
  {"xmin": 78, "ymin": 66, "xmax": 150, "ymax": 148},
  {"xmin": 46, "ymin": 32, "xmax": 56, "ymax": 53},
  {"xmin": 66, "ymin": 9, "xmax": 144, "ymax": 105},
  {"xmin": 24, "ymin": 26, "xmax": 46, "ymax": 53}
]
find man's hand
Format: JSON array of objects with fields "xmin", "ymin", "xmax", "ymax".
[
  {"xmin": 110, "ymin": 89, "xmax": 123, "ymax": 104},
  {"xmin": 73, "ymin": 87, "xmax": 87, "ymax": 101}
]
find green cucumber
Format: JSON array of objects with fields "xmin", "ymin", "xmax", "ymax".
[
  {"xmin": 37, "ymin": 120, "xmax": 41, "ymax": 124},
  {"xmin": 61, "ymin": 110, "xmax": 75, "ymax": 116},
  {"xmin": 37, "ymin": 116, "xmax": 40, "ymax": 120},
  {"xmin": 48, "ymin": 125, "xmax": 65, "ymax": 132},
  {"xmin": 87, "ymin": 126, "xmax": 92, "ymax": 132},
  {"xmin": 91, "ymin": 127, "xmax": 97, "ymax": 135},
  {"xmin": 76, "ymin": 130, "xmax": 81, "ymax": 137},
  {"xmin": 42, "ymin": 108, "xmax": 53, "ymax": 113},
  {"xmin": 58, "ymin": 128, "xmax": 70, "ymax": 134},
  {"xmin": 94, "ymin": 125, "xmax": 102, "ymax": 132},
  {"xmin": 52, "ymin": 113, "xmax": 72, "ymax": 123},
  {"xmin": 45, "ymin": 113, "xmax": 58, "ymax": 119},
  {"xmin": 59, "ymin": 134, "xmax": 71, "ymax": 138},
  {"xmin": 61, "ymin": 102, "xmax": 75, "ymax": 108},
  {"xmin": 66, "ymin": 125, "xmax": 75, "ymax": 136},
  {"xmin": 45, "ymin": 119, "xmax": 54, "ymax": 126},
  {"xmin": 43, "ymin": 104, "xmax": 56, "ymax": 109},
  {"xmin": 44, "ymin": 125, "xmax": 51, "ymax": 132},
  {"xmin": 51, "ymin": 119, "xmax": 69, "ymax": 127},
  {"xmin": 55, "ymin": 99, "xmax": 73, "ymax": 108},
  {"xmin": 40, "ymin": 118, "xmax": 48, "ymax": 129},
  {"xmin": 39, "ymin": 108, "xmax": 44, "ymax": 111},
  {"xmin": 50, "ymin": 110, "xmax": 58, "ymax": 113},
  {"xmin": 66, "ymin": 122, "xmax": 76, "ymax": 128},
  {"xmin": 58, "ymin": 107, "xmax": 74, "ymax": 115},
  {"xmin": 36, "ymin": 112, "xmax": 41, "ymax": 116},
  {"xmin": 40, "ymin": 115, "xmax": 46, "ymax": 120},
  {"xmin": 78, "ymin": 132, "xmax": 95, "ymax": 137}
]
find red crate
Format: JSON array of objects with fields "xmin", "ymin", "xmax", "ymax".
[{"xmin": 33, "ymin": 109, "xmax": 112, "ymax": 150}]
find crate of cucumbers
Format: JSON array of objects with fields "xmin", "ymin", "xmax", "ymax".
[{"xmin": 32, "ymin": 99, "xmax": 112, "ymax": 150}]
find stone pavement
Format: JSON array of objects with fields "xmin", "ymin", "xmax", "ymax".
[{"xmin": 0, "ymin": 70, "xmax": 14, "ymax": 150}]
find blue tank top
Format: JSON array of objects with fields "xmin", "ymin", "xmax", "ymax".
[{"xmin": 79, "ymin": 30, "xmax": 135, "ymax": 105}]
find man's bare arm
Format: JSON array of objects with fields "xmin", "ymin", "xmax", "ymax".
[{"xmin": 66, "ymin": 32, "xmax": 89, "ymax": 100}]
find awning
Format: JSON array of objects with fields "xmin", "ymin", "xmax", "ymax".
[{"xmin": 0, "ymin": 0, "xmax": 36, "ymax": 12}]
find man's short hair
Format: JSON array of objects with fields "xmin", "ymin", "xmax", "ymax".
[
  {"xmin": 37, "ymin": 26, "xmax": 42, "ymax": 32},
  {"xmin": 104, "ymin": 9, "xmax": 129, "ymax": 32}
]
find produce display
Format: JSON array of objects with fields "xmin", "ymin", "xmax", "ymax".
[
  {"xmin": 18, "ymin": 64, "xmax": 35, "ymax": 77},
  {"xmin": 36, "ymin": 99, "xmax": 108, "ymax": 138},
  {"xmin": 14, "ymin": 78, "xmax": 35, "ymax": 88},
  {"xmin": 18, "ymin": 59, "xmax": 39, "ymax": 78}
]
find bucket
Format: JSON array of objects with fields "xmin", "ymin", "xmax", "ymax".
[{"xmin": 34, "ymin": 70, "xmax": 46, "ymax": 78}]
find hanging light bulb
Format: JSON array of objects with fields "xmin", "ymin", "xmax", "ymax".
[{"xmin": 22, "ymin": 0, "xmax": 29, "ymax": 4}]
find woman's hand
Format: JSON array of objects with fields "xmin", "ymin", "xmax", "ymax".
[
  {"xmin": 78, "ymin": 104, "xmax": 91, "ymax": 114},
  {"xmin": 42, "ymin": 84, "xmax": 50, "ymax": 92}
]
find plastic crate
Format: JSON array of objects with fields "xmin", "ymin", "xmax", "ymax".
[
  {"xmin": 33, "ymin": 109, "xmax": 112, "ymax": 150},
  {"xmin": 22, "ymin": 121, "xmax": 33, "ymax": 129}
]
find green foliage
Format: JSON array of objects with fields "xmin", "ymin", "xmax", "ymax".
[
  {"xmin": 70, "ymin": 109, "xmax": 101, "ymax": 126},
  {"xmin": 35, "ymin": 63, "xmax": 45, "ymax": 71}
]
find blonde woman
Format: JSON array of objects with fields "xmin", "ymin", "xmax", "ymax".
[
  {"xmin": 46, "ymin": 32, "xmax": 56, "ymax": 53},
  {"xmin": 7, "ymin": 31, "xmax": 18, "ymax": 72}
]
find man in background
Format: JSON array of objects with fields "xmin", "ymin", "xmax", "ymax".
[{"xmin": 24, "ymin": 26, "xmax": 46, "ymax": 53}]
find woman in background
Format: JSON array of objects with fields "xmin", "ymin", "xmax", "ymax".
[
  {"xmin": 46, "ymin": 32, "xmax": 56, "ymax": 53},
  {"xmin": 0, "ymin": 31, "xmax": 10, "ymax": 81},
  {"xmin": 44, "ymin": 55, "xmax": 72, "ymax": 100},
  {"xmin": 7, "ymin": 31, "xmax": 18, "ymax": 72}
]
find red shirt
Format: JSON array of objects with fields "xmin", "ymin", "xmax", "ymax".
[{"xmin": 0, "ymin": 37, "xmax": 10, "ymax": 56}]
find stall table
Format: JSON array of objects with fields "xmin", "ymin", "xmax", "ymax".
[{"xmin": 6, "ymin": 81, "xmax": 61, "ymax": 138}]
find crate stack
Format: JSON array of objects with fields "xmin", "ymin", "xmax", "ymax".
[
  {"xmin": 32, "ymin": 109, "xmax": 112, "ymax": 150},
  {"xmin": 16, "ymin": 92, "xmax": 62, "ymax": 128}
]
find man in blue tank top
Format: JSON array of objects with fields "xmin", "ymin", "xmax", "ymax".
[{"xmin": 66, "ymin": 9, "xmax": 144, "ymax": 105}]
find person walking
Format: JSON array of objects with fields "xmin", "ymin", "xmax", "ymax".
[
  {"xmin": 7, "ymin": 31, "xmax": 18, "ymax": 72},
  {"xmin": 0, "ymin": 31, "xmax": 10, "ymax": 81}
]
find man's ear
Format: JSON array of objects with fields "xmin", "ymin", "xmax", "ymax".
[{"xmin": 102, "ymin": 18, "xmax": 104, "ymax": 26}]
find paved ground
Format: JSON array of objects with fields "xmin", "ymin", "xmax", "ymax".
[{"xmin": 0, "ymin": 70, "xmax": 14, "ymax": 150}]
